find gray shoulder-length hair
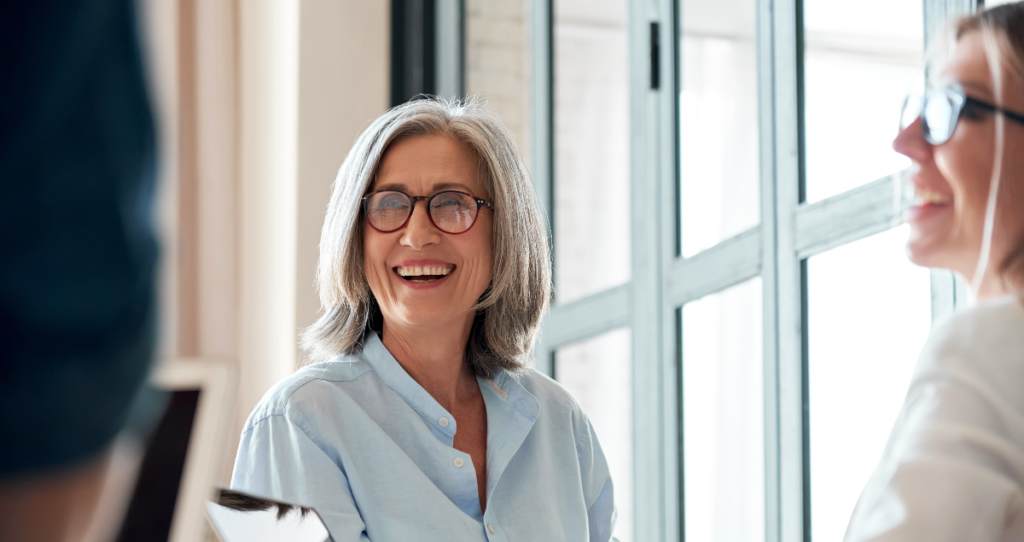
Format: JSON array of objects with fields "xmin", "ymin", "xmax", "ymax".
[{"xmin": 300, "ymin": 97, "xmax": 552, "ymax": 378}]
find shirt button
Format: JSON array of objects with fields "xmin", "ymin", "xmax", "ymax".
[
  {"xmin": 439, "ymin": 417, "xmax": 449, "ymax": 427},
  {"xmin": 487, "ymin": 524, "xmax": 496, "ymax": 534},
  {"xmin": 454, "ymin": 457, "xmax": 464, "ymax": 467}
]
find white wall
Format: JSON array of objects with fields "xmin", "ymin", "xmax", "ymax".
[
  {"xmin": 238, "ymin": 0, "xmax": 301, "ymax": 441},
  {"xmin": 466, "ymin": 0, "xmax": 532, "ymax": 167},
  {"xmin": 148, "ymin": 0, "xmax": 390, "ymax": 483},
  {"xmin": 237, "ymin": 0, "xmax": 390, "ymax": 467},
  {"xmin": 296, "ymin": 0, "xmax": 390, "ymax": 365}
]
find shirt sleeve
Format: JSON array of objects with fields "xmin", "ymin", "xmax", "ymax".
[
  {"xmin": 575, "ymin": 411, "xmax": 619, "ymax": 542},
  {"xmin": 231, "ymin": 413, "xmax": 372, "ymax": 542},
  {"xmin": 844, "ymin": 340, "xmax": 1024, "ymax": 542}
]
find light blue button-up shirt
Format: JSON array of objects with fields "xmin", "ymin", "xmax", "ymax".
[{"xmin": 231, "ymin": 332, "xmax": 617, "ymax": 541}]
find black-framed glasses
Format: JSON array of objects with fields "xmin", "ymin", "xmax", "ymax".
[
  {"xmin": 361, "ymin": 190, "xmax": 493, "ymax": 234},
  {"xmin": 901, "ymin": 84, "xmax": 1024, "ymax": 145}
]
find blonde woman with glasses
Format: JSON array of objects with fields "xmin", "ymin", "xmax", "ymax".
[
  {"xmin": 845, "ymin": 3, "xmax": 1024, "ymax": 541},
  {"xmin": 230, "ymin": 99, "xmax": 618, "ymax": 542}
]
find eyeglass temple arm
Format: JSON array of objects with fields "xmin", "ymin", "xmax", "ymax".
[{"xmin": 966, "ymin": 96, "xmax": 1024, "ymax": 127}]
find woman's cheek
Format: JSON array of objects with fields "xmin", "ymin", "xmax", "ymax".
[{"xmin": 363, "ymin": 247, "xmax": 388, "ymax": 298}]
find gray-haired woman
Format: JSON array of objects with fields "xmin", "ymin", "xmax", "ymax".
[{"xmin": 230, "ymin": 98, "xmax": 618, "ymax": 542}]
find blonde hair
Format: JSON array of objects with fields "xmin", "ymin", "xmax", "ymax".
[
  {"xmin": 300, "ymin": 98, "xmax": 552, "ymax": 377},
  {"xmin": 955, "ymin": 2, "xmax": 1024, "ymax": 298}
]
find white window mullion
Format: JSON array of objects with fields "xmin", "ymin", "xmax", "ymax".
[
  {"xmin": 765, "ymin": 0, "xmax": 805, "ymax": 540},
  {"xmin": 631, "ymin": 0, "xmax": 670, "ymax": 539}
]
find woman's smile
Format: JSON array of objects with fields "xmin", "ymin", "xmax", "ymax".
[
  {"xmin": 393, "ymin": 259, "xmax": 457, "ymax": 288},
  {"xmin": 906, "ymin": 176, "xmax": 954, "ymax": 222}
]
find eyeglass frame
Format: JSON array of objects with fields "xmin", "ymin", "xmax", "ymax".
[
  {"xmin": 360, "ymin": 189, "xmax": 494, "ymax": 234},
  {"xmin": 901, "ymin": 84, "xmax": 1024, "ymax": 145}
]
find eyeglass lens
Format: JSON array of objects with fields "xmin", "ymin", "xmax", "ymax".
[
  {"xmin": 900, "ymin": 90, "xmax": 961, "ymax": 145},
  {"xmin": 365, "ymin": 191, "xmax": 479, "ymax": 233},
  {"xmin": 923, "ymin": 90, "xmax": 956, "ymax": 143}
]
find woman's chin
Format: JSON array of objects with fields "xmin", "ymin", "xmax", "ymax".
[
  {"xmin": 387, "ymin": 308, "xmax": 469, "ymax": 331},
  {"xmin": 905, "ymin": 234, "xmax": 964, "ymax": 272},
  {"xmin": 905, "ymin": 239, "xmax": 931, "ymax": 268},
  {"xmin": 906, "ymin": 219, "xmax": 953, "ymax": 267}
]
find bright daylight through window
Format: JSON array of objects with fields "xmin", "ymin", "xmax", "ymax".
[{"xmin": 531, "ymin": 0, "xmax": 973, "ymax": 539}]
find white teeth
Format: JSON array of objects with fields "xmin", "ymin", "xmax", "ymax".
[
  {"xmin": 915, "ymin": 187, "xmax": 951, "ymax": 205},
  {"xmin": 396, "ymin": 266, "xmax": 452, "ymax": 277}
]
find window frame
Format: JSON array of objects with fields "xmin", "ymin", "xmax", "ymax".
[{"xmin": 530, "ymin": 0, "xmax": 977, "ymax": 540}]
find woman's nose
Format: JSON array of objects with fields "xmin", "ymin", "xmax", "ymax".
[
  {"xmin": 892, "ymin": 115, "xmax": 930, "ymax": 162},
  {"xmin": 399, "ymin": 201, "xmax": 442, "ymax": 249}
]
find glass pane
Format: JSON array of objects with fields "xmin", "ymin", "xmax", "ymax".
[
  {"xmin": 681, "ymin": 278, "xmax": 763, "ymax": 542},
  {"xmin": 807, "ymin": 226, "xmax": 932, "ymax": 541},
  {"xmin": 554, "ymin": 0, "xmax": 630, "ymax": 303},
  {"xmin": 556, "ymin": 328, "xmax": 632, "ymax": 542},
  {"xmin": 803, "ymin": 0, "xmax": 923, "ymax": 202},
  {"xmin": 679, "ymin": 0, "xmax": 760, "ymax": 257}
]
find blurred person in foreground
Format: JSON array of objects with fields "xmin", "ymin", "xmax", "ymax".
[
  {"xmin": 844, "ymin": 3, "xmax": 1024, "ymax": 541},
  {"xmin": 0, "ymin": 1, "xmax": 160, "ymax": 541},
  {"xmin": 231, "ymin": 98, "xmax": 618, "ymax": 541}
]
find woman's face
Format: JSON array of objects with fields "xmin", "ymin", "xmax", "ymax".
[
  {"xmin": 363, "ymin": 134, "xmax": 494, "ymax": 333},
  {"xmin": 895, "ymin": 31, "xmax": 1024, "ymax": 279}
]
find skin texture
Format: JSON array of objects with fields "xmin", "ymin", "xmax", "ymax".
[
  {"xmin": 364, "ymin": 134, "xmax": 493, "ymax": 510},
  {"xmin": 895, "ymin": 31, "xmax": 1024, "ymax": 299}
]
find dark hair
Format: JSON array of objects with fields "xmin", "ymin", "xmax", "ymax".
[
  {"xmin": 216, "ymin": 488, "xmax": 312, "ymax": 521},
  {"xmin": 957, "ymin": 2, "xmax": 1024, "ymax": 297}
]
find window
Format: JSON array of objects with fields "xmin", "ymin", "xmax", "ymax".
[
  {"xmin": 556, "ymin": 328, "xmax": 633, "ymax": 542},
  {"xmin": 553, "ymin": 0, "xmax": 631, "ymax": 303},
  {"xmin": 681, "ymin": 279, "xmax": 764, "ymax": 542},
  {"xmin": 802, "ymin": 0, "xmax": 924, "ymax": 202},
  {"xmin": 529, "ymin": 0, "xmax": 978, "ymax": 540},
  {"xmin": 806, "ymin": 226, "xmax": 931, "ymax": 541},
  {"xmin": 678, "ymin": 0, "xmax": 760, "ymax": 256}
]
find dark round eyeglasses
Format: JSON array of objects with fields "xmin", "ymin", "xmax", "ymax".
[
  {"xmin": 901, "ymin": 84, "xmax": 1024, "ymax": 145},
  {"xmin": 361, "ymin": 190, "xmax": 493, "ymax": 234}
]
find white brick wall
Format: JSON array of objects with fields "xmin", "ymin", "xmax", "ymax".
[{"xmin": 465, "ymin": 0, "xmax": 532, "ymax": 168}]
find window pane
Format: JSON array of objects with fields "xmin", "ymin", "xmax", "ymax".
[
  {"xmin": 554, "ymin": 0, "xmax": 630, "ymax": 303},
  {"xmin": 679, "ymin": 0, "xmax": 760, "ymax": 257},
  {"xmin": 807, "ymin": 226, "xmax": 932, "ymax": 541},
  {"xmin": 681, "ymin": 278, "xmax": 763, "ymax": 542},
  {"xmin": 803, "ymin": 0, "xmax": 923, "ymax": 202},
  {"xmin": 556, "ymin": 328, "xmax": 632, "ymax": 542}
]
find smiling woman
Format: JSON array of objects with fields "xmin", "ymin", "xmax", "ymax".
[
  {"xmin": 843, "ymin": 3, "xmax": 1024, "ymax": 541},
  {"xmin": 230, "ymin": 98, "xmax": 619, "ymax": 542}
]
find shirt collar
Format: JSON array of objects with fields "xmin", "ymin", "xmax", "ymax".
[
  {"xmin": 485, "ymin": 371, "xmax": 539, "ymax": 420},
  {"xmin": 361, "ymin": 332, "xmax": 458, "ymax": 441},
  {"xmin": 478, "ymin": 370, "xmax": 539, "ymax": 501},
  {"xmin": 360, "ymin": 332, "xmax": 541, "ymax": 446}
]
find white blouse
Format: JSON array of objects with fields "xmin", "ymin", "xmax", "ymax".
[{"xmin": 845, "ymin": 295, "xmax": 1024, "ymax": 542}]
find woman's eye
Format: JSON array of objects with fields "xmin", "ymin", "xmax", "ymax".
[
  {"xmin": 378, "ymin": 195, "xmax": 408, "ymax": 209},
  {"xmin": 961, "ymin": 102, "xmax": 990, "ymax": 121},
  {"xmin": 437, "ymin": 196, "xmax": 468, "ymax": 209}
]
